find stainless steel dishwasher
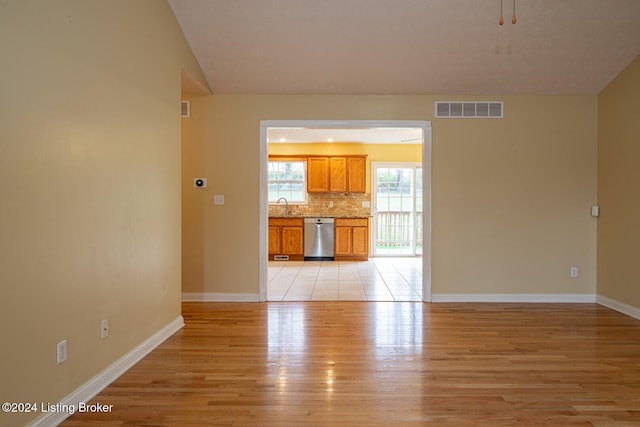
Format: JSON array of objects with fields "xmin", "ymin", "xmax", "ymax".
[{"xmin": 304, "ymin": 218, "xmax": 334, "ymax": 260}]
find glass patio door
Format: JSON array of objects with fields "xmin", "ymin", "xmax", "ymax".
[{"xmin": 372, "ymin": 163, "xmax": 423, "ymax": 256}]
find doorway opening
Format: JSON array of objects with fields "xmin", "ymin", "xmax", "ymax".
[{"xmin": 259, "ymin": 120, "xmax": 432, "ymax": 302}]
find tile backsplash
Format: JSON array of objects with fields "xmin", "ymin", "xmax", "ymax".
[{"xmin": 269, "ymin": 193, "xmax": 371, "ymax": 218}]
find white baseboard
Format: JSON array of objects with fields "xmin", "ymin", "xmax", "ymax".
[
  {"xmin": 596, "ymin": 295, "xmax": 640, "ymax": 320},
  {"xmin": 29, "ymin": 316, "xmax": 184, "ymax": 427},
  {"xmin": 431, "ymin": 293, "xmax": 597, "ymax": 303},
  {"xmin": 182, "ymin": 292, "xmax": 260, "ymax": 302}
]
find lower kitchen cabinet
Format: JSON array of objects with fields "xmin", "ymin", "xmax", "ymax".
[
  {"xmin": 268, "ymin": 218, "xmax": 304, "ymax": 260},
  {"xmin": 334, "ymin": 218, "xmax": 369, "ymax": 261}
]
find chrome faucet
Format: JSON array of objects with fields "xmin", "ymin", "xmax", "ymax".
[{"xmin": 277, "ymin": 197, "xmax": 290, "ymax": 216}]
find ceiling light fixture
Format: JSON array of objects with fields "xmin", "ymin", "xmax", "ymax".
[{"xmin": 499, "ymin": 0, "xmax": 517, "ymax": 25}]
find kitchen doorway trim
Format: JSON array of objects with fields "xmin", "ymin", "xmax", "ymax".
[{"xmin": 259, "ymin": 120, "xmax": 432, "ymax": 302}]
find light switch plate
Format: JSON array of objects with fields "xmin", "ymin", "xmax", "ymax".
[
  {"xmin": 214, "ymin": 195, "xmax": 225, "ymax": 205},
  {"xmin": 57, "ymin": 340, "xmax": 67, "ymax": 365}
]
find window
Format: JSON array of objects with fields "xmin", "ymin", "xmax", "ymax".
[{"xmin": 268, "ymin": 160, "xmax": 306, "ymax": 203}]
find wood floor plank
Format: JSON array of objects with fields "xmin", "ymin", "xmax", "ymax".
[{"xmin": 61, "ymin": 302, "xmax": 640, "ymax": 426}]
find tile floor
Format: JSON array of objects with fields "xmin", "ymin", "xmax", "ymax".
[{"xmin": 267, "ymin": 257, "xmax": 423, "ymax": 301}]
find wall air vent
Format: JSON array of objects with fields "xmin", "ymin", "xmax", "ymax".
[
  {"xmin": 181, "ymin": 100, "xmax": 191, "ymax": 118},
  {"xmin": 435, "ymin": 101, "xmax": 503, "ymax": 118}
]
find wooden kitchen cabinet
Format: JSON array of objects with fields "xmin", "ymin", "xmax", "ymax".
[
  {"xmin": 334, "ymin": 218, "xmax": 369, "ymax": 261},
  {"xmin": 307, "ymin": 157, "xmax": 330, "ymax": 192},
  {"xmin": 329, "ymin": 157, "xmax": 347, "ymax": 192},
  {"xmin": 347, "ymin": 156, "xmax": 366, "ymax": 193},
  {"xmin": 282, "ymin": 227, "xmax": 303, "ymax": 254},
  {"xmin": 307, "ymin": 155, "xmax": 366, "ymax": 193},
  {"xmin": 268, "ymin": 218, "xmax": 304, "ymax": 260},
  {"xmin": 351, "ymin": 225, "xmax": 369, "ymax": 256},
  {"xmin": 334, "ymin": 226, "xmax": 352, "ymax": 256},
  {"xmin": 268, "ymin": 226, "xmax": 281, "ymax": 254}
]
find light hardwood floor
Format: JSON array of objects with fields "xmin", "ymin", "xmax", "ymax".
[
  {"xmin": 62, "ymin": 302, "xmax": 640, "ymax": 426},
  {"xmin": 268, "ymin": 258, "xmax": 423, "ymax": 301}
]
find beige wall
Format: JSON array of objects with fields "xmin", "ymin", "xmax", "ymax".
[
  {"xmin": 182, "ymin": 95, "xmax": 598, "ymax": 296},
  {"xmin": 0, "ymin": 1, "xmax": 206, "ymax": 425},
  {"xmin": 597, "ymin": 55, "xmax": 640, "ymax": 308}
]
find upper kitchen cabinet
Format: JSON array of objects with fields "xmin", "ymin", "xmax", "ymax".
[
  {"xmin": 308, "ymin": 155, "xmax": 366, "ymax": 193},
  {"xmin": 347, "ymin": 156, "xmax": 366, "ymax": 193},
  {"xmin": 307, "ymin": 157, "xmax": 330, "ymax": 193},
  {"xmin": 329, "ymin": 157, "xmax": 347, "ymax": 192}
]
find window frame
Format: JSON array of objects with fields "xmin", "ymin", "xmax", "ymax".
[{"xmin": 267, "ymin": 157, "xmax": 308, "ymax": 204}]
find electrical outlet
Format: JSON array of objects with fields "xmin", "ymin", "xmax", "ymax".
[
  {"xmin": 570, "ymin": 267, "xmax": 578, "ymax": 278},
  {"xmin": 57, "ymin": 340, "xmax": 67, "ymax": 365},
  {"xmin": 213, "ymin": 195, "xmax": 225, "ymax": 205},
  {"xmin": 100, "ymin": 319, "xmax": 109, "ymax": 339},
  {"xmin": 329, "ymin": 201, "xmax": 334, "ymax": 208}
]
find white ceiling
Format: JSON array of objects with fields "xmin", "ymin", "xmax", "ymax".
[
  {"xmin": 169, "ymin": 0, "xmax": 640, "ymax": 96},
  {"xmin": 267, "ymin": 126, "xmax": 423, "ymax": 144}
]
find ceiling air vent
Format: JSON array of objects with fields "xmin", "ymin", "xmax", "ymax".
[
  {"xmin": 181, "ymin": 100, "xmax": 191, "ymax": 118},
  {"xmin": 435, "ymin": 101, "xmax": 503, "ymax": 118}
]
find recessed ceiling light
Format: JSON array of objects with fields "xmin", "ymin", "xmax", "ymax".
[
  {"xmin": 327, "ymin": 138, "xmax": 333, "ymax": 142},
  {"xmin": 279, "ymin": 138, "xmax": 286, "ymax": 142}
]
